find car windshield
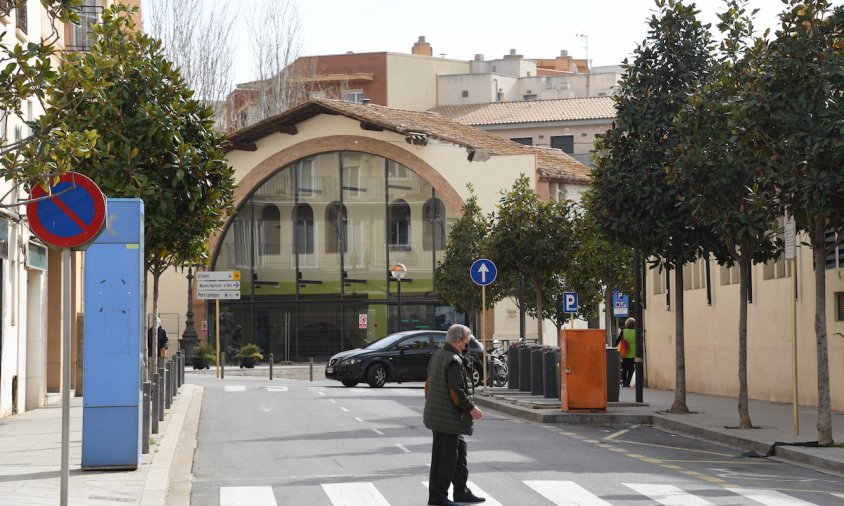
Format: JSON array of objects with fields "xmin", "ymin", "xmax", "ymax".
[{"xmin": 363, "ymin": 332, "xmax": 412, "ymax": 351}]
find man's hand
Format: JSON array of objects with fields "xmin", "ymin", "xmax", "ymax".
[{"xmin": 470, "ymin": 406, "xmax": 483, "ymax": 420}]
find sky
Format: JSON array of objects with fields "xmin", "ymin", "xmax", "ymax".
[{"xmin": 232, "ymin": 0, "xmax": 800, "ymax": 83}]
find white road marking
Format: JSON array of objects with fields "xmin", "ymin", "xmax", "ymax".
[
  {"xmin": 329, "ymin": 399, "xmax": 336, "ymax": 404},
  {"xmin": 625, "ymin": 483, "xmax": 714, "ymax": 505},
  {"xmin": 266, "ymin": 386, "xmax": 288, "ymax": 392},
  {"xmin": 395, "ymin": 444, "xmax": 410, "ymax": 453},
  {"xmin": 727, "ymin": 488, "xmax": 819, "ymax": 505},
  {"xmin": 220, "ymin": 486, "xmax": 276, "ymax": 505},
  {"xmin": 224, "ymin": 385, "xmax": 245, "ymax": 392},
  {"xmin": 371, "ymin": 428, "xmax": 384, "ymax": 435},
  {"xmin": 321, "ymin": 482, "xmax": 390, "ymax": 506},
  {"xmin": 422, "ymin": 481, "xmax": 503, "ymax": 506},
  {"xmin": 340, "ymin": 407, "xmax": 349, "ymax": 412},
  {"xmin": 354, "ymin": 417, "xmax": 363, "ymax": 422},
  {"xmin": 524, "ymin": 480, "xmax": 613, "ymax": 505}
]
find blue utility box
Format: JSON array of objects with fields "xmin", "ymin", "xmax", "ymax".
[{"xmin": 82, "ymin": 199, "xmax": 144, "ymax": 470}]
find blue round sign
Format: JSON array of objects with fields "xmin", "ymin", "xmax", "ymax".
[{"xmin": 470, "ymin": 259, "xmax": 497, "ymax": 286}]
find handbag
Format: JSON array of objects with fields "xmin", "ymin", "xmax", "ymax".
[{"xmin": 617, "ymin": 339, "xmax": 629, "ymax": 356}]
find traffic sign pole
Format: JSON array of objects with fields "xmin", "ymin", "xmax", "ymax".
[
  {"xmin": 60, "ymin": 248, "xmax": 70, "ymax": 506},
  {"xmin": 216, "ymin": 299, "xmax": 221, "ymax": 379},
  {"xmin": 482, "ymin": 285, "xmax": 487, "ymax": 388}
]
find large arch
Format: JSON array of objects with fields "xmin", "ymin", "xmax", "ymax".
[{"xmin": 210, "ymin": 135, "xmax": 465, "ymax": 262}]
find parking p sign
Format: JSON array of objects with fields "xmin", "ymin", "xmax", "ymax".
[{"xmin": 563, "ymin": 292, "xmax": 578, "ymax": 314}]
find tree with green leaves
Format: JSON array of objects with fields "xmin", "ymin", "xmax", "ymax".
[
  {"xmin": 0, "ymin": 0, "xmax": 100, "ymax": 194},
  {"xmin": 18, "ymin": 5, "xmax": 235, "ymax": 376},
  {"xmin": 487, "ymin": 175, "xmax": 577, "ymax": 342},
  {"xmin": 574, "ymin": 195, "xmax": 635, "ymax": 344},
  {"xmin": 589, "ymin": 0, "xmax": 717, "ymax": 413},
  {"xmin": 670, "ymin": 0, "xmax": 781, "ymax": 429},
  {"xmin": 744, "ymin": 0, "xmax": 844, "ymax": 445},
  {"xmin": 434, "ymin": 185, "xmax": 497, "ymax": 331}
]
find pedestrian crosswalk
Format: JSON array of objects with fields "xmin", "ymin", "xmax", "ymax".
[{"xmin": 219, "ymin": 479, "xmax": 839, "ymax": 505}]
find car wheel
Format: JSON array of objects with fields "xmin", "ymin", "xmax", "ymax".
[
  {"xmin": 367, "ymin": 364, "xmax": 387, "ymax": 388},
  {"xmin": 470, "ymin": 361, "xmax": 482, "ymax": 387},
  {"xmin": 341, "ymin": 380, "xmax": 358, "ymax": 387}
]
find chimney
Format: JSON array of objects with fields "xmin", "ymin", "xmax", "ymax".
[
  {"xmin": 412, "ymin": 36, "xmax": 433, "ymax": 56},
  {"xmin": 474, "ymin": 54, "xmax": 484, "ymax": 61},
  {"xmin": 504, "ymin": 48, "xmax": 523, "ymax": 60}
]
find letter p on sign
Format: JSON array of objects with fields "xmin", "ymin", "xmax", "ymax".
[{"xmin": 563, "ymin": 292, "xmax": 578, "ymax": 314}]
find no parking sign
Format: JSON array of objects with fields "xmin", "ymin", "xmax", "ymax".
[
  {"xmin": 27, "ymin": 172, "xmax": 106, "ymax": 249},
  {"xmin": 359, "ymin": 313, "xmax": 368, "ymax": 329}
]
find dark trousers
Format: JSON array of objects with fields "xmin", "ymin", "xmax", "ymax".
[
  {"xmin": 428, "ymin": 431, "xmax": 468, "ymax": 504},
  {"xmin": 621, "ymin": 358, "xmax": 635, "ymax": 386}
]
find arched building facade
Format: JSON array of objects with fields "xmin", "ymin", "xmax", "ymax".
[{"xmin": 156, "ymin": 99, "xmax": 591, "ymax": 361}]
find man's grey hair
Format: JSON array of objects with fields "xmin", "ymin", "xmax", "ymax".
[{"xmin": 446, "ymin": 324, "xmax": 470, "ymax": 343}]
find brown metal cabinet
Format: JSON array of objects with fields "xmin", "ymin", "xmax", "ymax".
[{"xmin": 559, "ymin": 329, "xmax": 607, "ymax": 412}]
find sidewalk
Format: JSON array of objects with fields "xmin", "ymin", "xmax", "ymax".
[
  {"xmin": 0, "ymin": 383, "xmax": 203, "ymax": 506},
  {"xmin": 474, "ymin": 383, "xmax": 844, "ymax": 477}
]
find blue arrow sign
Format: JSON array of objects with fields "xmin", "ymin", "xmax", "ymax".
[
  {"xmin": 470, "ymin": 258, "xmax": 497, "ymax": 286},
  {"xmin": 563, "ymin": 291, "xmax": 578, "ymax": 314}
]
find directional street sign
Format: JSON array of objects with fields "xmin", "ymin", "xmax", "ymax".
[
  {"xmin": 27, "ymin": 172, "xmax": 107, "ymax": 249},
  {"xmin": 470, "ymin": 258, "xmax": 497, "ymax": 286},
  {"xmin": 563, "ymin": 291, "xmax": 578, "ymax": 314},
  {"xmin": 196, "ymin": 271, "xmax": 241, "ymax": 299}
]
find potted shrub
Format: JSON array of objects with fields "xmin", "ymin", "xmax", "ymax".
[
  {"xmin": 237, "ymin": 343, "xmax": 263, "ymax": 368},
  {"xmin": 192, "ymin": 344, "xmax": 217, "ymax": 370}
]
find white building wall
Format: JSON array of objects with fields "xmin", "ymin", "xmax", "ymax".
[{"xmin": 385, "ymin": 54, "xmax": 469, "ymax": 111}]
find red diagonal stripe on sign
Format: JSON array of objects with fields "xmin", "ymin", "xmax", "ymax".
[{"xmin": 51, "ymin": 192, "xmax": 89, "ymax": 229}]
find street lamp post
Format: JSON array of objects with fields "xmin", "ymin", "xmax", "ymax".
[
  {"xmin": 179, "ymin": 266, "xmax": 199, "ymax": 359},
  {"xmin": 390, "ymin": 263, "xmax": 407, "ymax": 332}
]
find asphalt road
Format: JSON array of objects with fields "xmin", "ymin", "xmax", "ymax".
[{"xmin": 189, "ymin": 376, "xmax": 844, "ymax": 505}]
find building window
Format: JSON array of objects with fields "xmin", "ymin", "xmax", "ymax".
[
  {"xmin": 341, "ymin": 89, "xmax": 364, "ymax": 103},
  {"xmin": 720, "ymin": 264, "xmax": 740, "ymax": 286},
  {"xmin": 461, "ymin": 90, "xmax": 469, "ymax": 98},
  {"xmin": 388, "ymin": 199, "xmax": 410, "ymax": 251},
  {"xmin": 259, "ymin": 206, "xmax": 280, "ymax": 256},
  {"xmin": 763, "ymin": 253, "xmax": 792, "ymax": 280},
  {"xmin": 387, "ymin": 160, "xmax": 410, "ymax": 180},
  {"xmin": 69, "ymin": 0, "xmax": 102, "ymax": 51},
  {"xmin": 551, "ymin": 135, "xmax": 574, "ymax": 154},
  {"xmin": 682, "ymin": 258, "xmax": 707, "ymax": 290},
  {"xmin": 292, "ymin": 204, "xmax": 314, "ymax": 254},
  {"xmin": 510, "ymin": 137, "xmax": 532, "ymax": 146},
  {"xmin": 15, "ymin": 0, "xmax": 26, "ymax": 34},
  {"xmin": 823, "ymin": 228, "xmax": 844, "ymax": 269},
  {"xmin": 652, "ymin": 268, "xmax": 667, "ymax": 295},
  {"xmin": 837, "ymin": 292, "xmax": 844, "ymax": 321},
  {"xmin": 523, "ymin": 93, "xmax": 537, "ymax": 101},
  {"xmin": 549, "ymin": 182, "xmax": 567, "ymax": 202},
  {"xmin": 423, "ymin": 198, "xmax": 445, "ymax": 251},
  {"xmin": 325, "ymin": 202, "xmax": 348, "ymax": 254},
  {"xmin": 295, "ymin": 158, "xmax": 315, "ymax": 196}
]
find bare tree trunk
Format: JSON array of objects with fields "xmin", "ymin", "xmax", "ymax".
[
  {"xmin": 738, "ymin": 253, "xmax": 753, "ymax": 428},
  {"xmin": 670, "ymin": 267, "xmax": 688, "ymax": 413},
  {"xmin": 811, "ymin": 219, "xmax": 833, "ymax": 445}
]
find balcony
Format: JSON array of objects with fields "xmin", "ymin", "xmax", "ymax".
[{"xmin": 66, "ymin": 4, "xmax": 103, "ymax": 51}]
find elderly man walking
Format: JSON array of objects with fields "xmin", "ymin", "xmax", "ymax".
[{"xmin": 423, "ymin": 324, "xmax": 485, "ymax": 506}]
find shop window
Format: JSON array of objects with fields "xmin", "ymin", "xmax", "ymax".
[
  {"xmin": 423, "ymin": 198, "xmax": 445, "ymax": 251},
  {"xmin": 292, "ymin": 204, "xmax": 314, "ymax": 254},
  {"xmin": 388, "ymin": 199, "xmax": 410, "ymax": 251},
  {"xmin": 325, "ymin": 202, "xmax": 347, "ymax": 254}
]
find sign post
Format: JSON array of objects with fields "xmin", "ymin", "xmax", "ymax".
[
  {"xmin": 470, "ymin": 259, "xmax": 497, "ymax": 387},
  {"xmin": 26, "ymin": 173, "xmax": 106, "ymax": 506},
  {"xmin": 785, "ymin": 213, "xmax": 799, "ymax": 435},
  {"xmin": 197, "ymin": 271, "xmax": 241, "ymax": 378}
]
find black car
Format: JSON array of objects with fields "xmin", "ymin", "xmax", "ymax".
[{"xmin": 325, "ymin": 330, "xmax": 484, "ymax": 388}]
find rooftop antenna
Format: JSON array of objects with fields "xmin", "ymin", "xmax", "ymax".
[{"xmin": 576, "ymin": 33, "xmax": 590, "ymax": 97}]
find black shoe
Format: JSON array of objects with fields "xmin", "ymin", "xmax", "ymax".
[
  {"xmin": 428, "ymin": 500, "xmax": 459, "ymax": 506},
  {"xmin": 454, "ymin": 493, "xmax": 486, "ymax": 504}
]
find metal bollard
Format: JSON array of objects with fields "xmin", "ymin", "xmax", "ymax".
[
  {"xmin": 220, "ymin": 352, "xmax": 225, "ymax": 379},
  {"xmin": 164, "ymin": 362, "xmax": 172, "ymax": 410},
  {"xmin": 310, "ymin": 357, "xmax": 313, "ymax": 381},
  {"xmin": 151, "ymin": 372, "xmax": 159, "ymax": 434},
  {"xmin": 269, "ymin": 353, "xmax": 274, "ymax": 380},
  {"xmin": 179, "ymin": 352, "xmax": 185, "ymax": 385},
  {"xmin": 175, "ymin": 352, "xmax": 182, "ymax": 388},
  {"xmin": 158, "ymin": 365, "xmax": 165, "ymax": 421},
  {"xmin": 142, "ymin": 381, "xmax": 150, "ymax": 454}
]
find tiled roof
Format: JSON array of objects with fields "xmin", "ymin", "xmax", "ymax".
[
  {"xmin": 227, "ymin": 99, "xmax": 590, "ymax": 184},
  {"xmin": 429, "ymin": 97, "xmax": 616, "ymax": 126}
]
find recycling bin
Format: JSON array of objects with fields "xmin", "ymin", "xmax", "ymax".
[
  {"xmin": 530, "ymin": 347, "xmax": 544, "ymax": 395},
  {"xmin": 518, "ymin": 346, "xmax": 532, "ymax": 392},
  {"xmin": 543, "ymin": 347, "xmax": 558, "ymax": 399},
  {"xmin": 606, "ymin": 347, "xmax": 620, "ymax": 402}
]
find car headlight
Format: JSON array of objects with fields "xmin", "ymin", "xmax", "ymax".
[{"xmin": 341, "ymin": 358, "xmax": 361, "ymax": 365}]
